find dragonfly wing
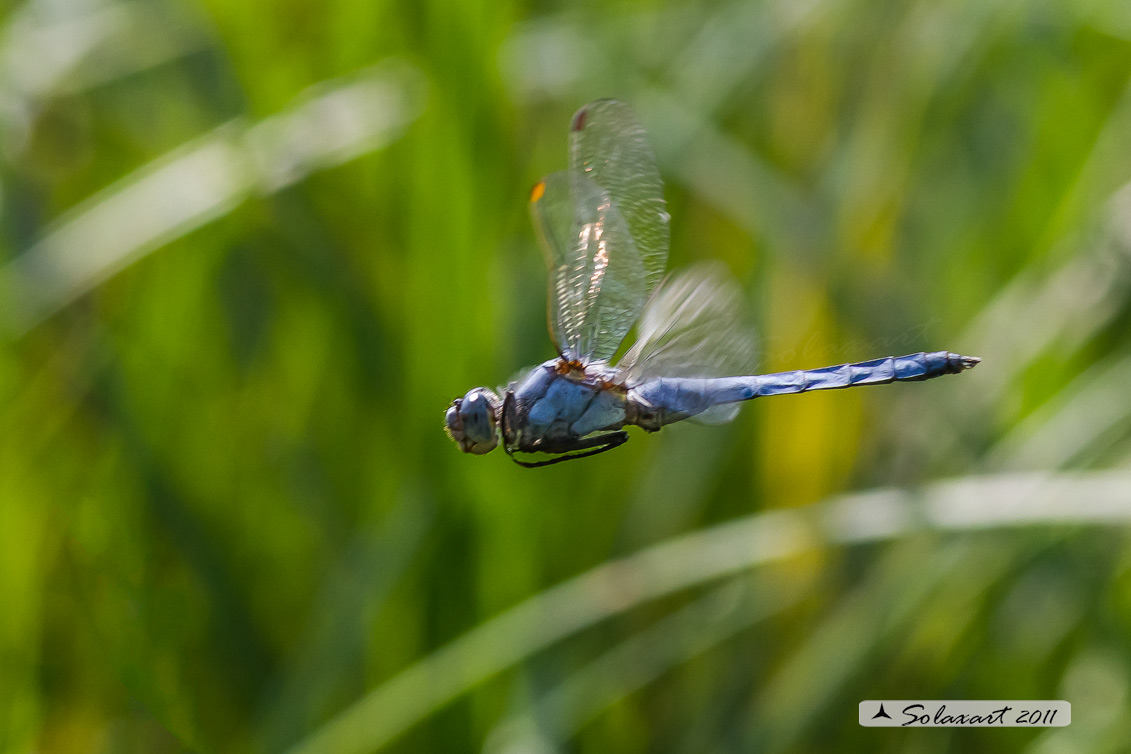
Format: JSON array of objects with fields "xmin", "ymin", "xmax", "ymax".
[
  {"xmin": 570, "ymin": 99, "xmax": 670, "ymax": 301},
  {"xmin": 529, "ymin": 172, "xmax": 575, "ymax": 356},
  {"xmin": 530, "ymin": 171, "xmax": 645, "ymax": 360},
  {"xmin": 530, "ymin": 100, "xmax": 670, "ymax": 362},
  {"xmin": 619, "ymin": 263, "xmax": 757, "ymax": 424}
]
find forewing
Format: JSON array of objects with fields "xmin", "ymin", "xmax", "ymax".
[
  {"xmin": 568, "ymin": 100, "xmax": 670, "ymax": 358},
  {"xmin": 529, "ymin": 172, "xmax": 574, "ymax": 355},
  {"xmin": 531, "ymin": 171, "xmax": 646, "ymax": 360},
  {"xmin": 619, "ymin": 263, "xmax": 756, "ymax": 423}
]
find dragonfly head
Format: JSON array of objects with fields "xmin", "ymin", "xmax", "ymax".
[{"xmin": 444, "ymin": 387, "xmax": 501, "ymax": 455}]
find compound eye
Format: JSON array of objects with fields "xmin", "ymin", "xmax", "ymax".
[
  {"xmin": 460, "ymin": 389, "xmax": 496, "ymax": 445},
  {"xmin": 443, "ymin": 388, "xmax": 500, "ymax": 455},
  {"xmin": 444, "ymin": 403, "xmax": 465, "ymax": 442}
]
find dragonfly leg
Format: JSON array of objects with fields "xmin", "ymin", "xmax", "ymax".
[{"xmin": 506, "ymin": 431, "xmax": 629, "ymax": 468}]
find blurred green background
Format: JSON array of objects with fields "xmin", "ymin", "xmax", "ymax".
[{"xmin": 3, "ymin": 0, "xmax": 1131, "ymax": 752}]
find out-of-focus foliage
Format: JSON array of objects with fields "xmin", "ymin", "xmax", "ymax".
[{"xmin": 2, "ymin": 0, "xmax": 1131, "ymax": 753}]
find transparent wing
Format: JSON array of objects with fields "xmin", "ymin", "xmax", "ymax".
[
  {"xmin": 530, "ymin": 171, "xmax": 644, "ymax": 360},
  {"xmin": 618, "ymin": 263, "xmax": 757, "ymax": 423},
  {"xmin": 570, "ymin": 100, "xmax": 669, "ymax": 298},
  {"xmin": 529, "ymin": 172, "xmax": 575, "ymax": 354},
  {"xmin": 528, "ymin": 100, "xmax": 670, "ymax": 362},
  {"xmin": 569, "ymin": 100, "xmax": 670, "ymax": 360}
]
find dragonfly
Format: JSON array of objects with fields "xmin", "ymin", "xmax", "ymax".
[{"xmin": 445, "ymin": 99, "xmax": 979, "ymax": 468}]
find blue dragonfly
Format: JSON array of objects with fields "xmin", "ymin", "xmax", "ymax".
[{"xmin": 445, "ymin": 100, "xmax": 979, "ymax": 467}]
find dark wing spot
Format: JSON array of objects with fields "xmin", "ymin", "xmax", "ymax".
[{"xmin": 571, "ymin": 107, "xmax": 589, "ymax": 132}]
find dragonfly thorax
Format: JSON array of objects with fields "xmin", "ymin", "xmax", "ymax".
[{"xmin": 444, "ymin": 387, "xmax": 501, "ymax": 455}]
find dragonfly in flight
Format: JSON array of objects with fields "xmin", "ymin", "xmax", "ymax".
[{"xmin": 445, "ymin": 100, "xmax": 979, "ymax": 467}]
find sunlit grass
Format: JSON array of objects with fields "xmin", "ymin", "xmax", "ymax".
[{"xmin": 284, "ymin": 471, "xmax": 1131, "ymax": 754}]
